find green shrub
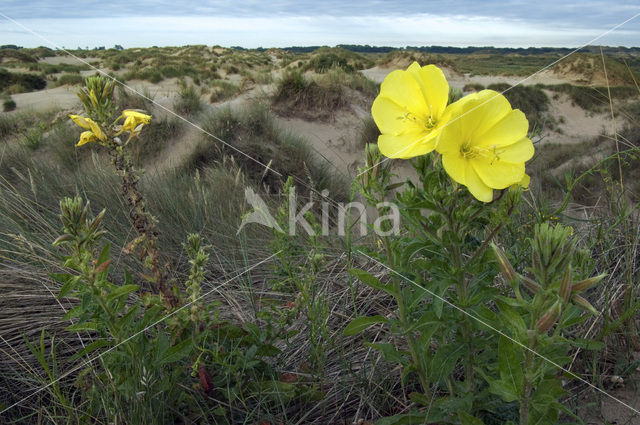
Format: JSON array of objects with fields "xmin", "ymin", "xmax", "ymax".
[
  {"xmin": 53, "ymin": 73, "xmax": 84, "ymax": 86},
  {"xmin": 131, "ymin": 116, "xmax": 183, "ymax": 165},
  {"xmin": 357, "ymin": 116, "xmax": 381, "ymax": 148},
  {"xmin": 463, "ymin": 82, "xmax": 485, "ymax": 92},
  {"xmin": 272, "ymin": 69, "xmax": 347, "ymax": 120},
  {"xmin": 542, "ymin": 83, "xmax": 638, "ymax": 113},
  {"xmin": 173, "ymin": 82, "xmax": 203, "ymax": 115},
  {"xmin": 187, "ymin": 102, "xmax": 348, "ymax": 200},
  {"xmin": 307, "ymin": 53, "xmax": 354, "ymax": 74},
  {"xmin": 3, "ymin": 97, "xmax": 16, "ymax": 112},
  {"xmin": 116, "ymin": 85, "xmax": 154, "ymax": 111},
  {"xmin": 208, "ymin": 79, "xmax": 240, "ymax": 102},
  {"xmin": 0, "ymin": 68, "xmax": 46, "ymax": 92}
]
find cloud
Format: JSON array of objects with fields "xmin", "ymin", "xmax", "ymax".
[{"xmin": 0, "ymin": 1, "xmax": 638, "ymax": 48}]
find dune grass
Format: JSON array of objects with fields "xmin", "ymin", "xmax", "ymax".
[{"xmin": 2, "ymin": 47, "xmax": 640, "ymax": 425}]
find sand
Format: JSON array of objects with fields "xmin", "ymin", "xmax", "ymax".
[{"xmin": 5, "ymin": 57, "xmax": 631, "ymax": 184}]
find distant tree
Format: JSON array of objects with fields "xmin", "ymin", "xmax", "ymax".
[
  {"xmin": 0, "ymin": 45, "xmax": 21, "ymax": 50},
  {"xmin": 114, "ymin": 45, "xmax": 124, "ymax": 50}
]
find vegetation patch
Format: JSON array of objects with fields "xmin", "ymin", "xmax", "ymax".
[
  {"xmin": 272, "ymin": 69, "xmax": 347, "ymax": 120},
  {"xmin": 0, "ymin": 68, "xmax": 47, "ymax": 93}
]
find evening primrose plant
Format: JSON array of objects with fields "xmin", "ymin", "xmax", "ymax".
[
  {"xmin": 347, "ymin": 63, "xmax": 601, "ymax": 424},
  {"xmin": 44, "ymin": 76, "xmax": 297, "ymax": 423}
]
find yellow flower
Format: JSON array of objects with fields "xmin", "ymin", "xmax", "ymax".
[
  {"xmin": 76, "ymin": 130, "xmax": 97, "ymax": 146},
  {"xmin": 435, "ymin": 90, "xmax": 534, "ymax": 202},
  {"xmin": 69, "ymin": 114, "xmax": 106, "ymax": 141},
  {"xmin": 119, "ymin": 110, "xmax": 151, "ymax": 134},
  {"xmin": 371, "ymin": 62, "xmax": 450, "ymax": 158}
]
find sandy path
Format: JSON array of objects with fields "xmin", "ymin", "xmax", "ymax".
[
  {"xmin": 9, "ymin": 85, "xmax": 80, "ymax": 111},
  {"xmin": 151, "ymin": 85, "xmax": 271, "ymax": 172},
  {"xmin": 361, "ymin": 66, "xmax": 568, "ymax": 88}
]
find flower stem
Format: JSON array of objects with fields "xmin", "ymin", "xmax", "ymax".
[{"xmin": 111, "ymin": 147, "xmax": 178, "ymax": 307}]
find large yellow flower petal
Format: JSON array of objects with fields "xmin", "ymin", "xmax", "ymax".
[
  {"xmin": 444, "ymin": 90, "xmax": 512, "ymax": 142},
  {"xmin": 375, "ymin": 69, "xmax": 429, "ymax": 124},
  {"xmin": 372, "ymin": 96, "xmax": 425, "ymax": 135},
  {"xmin": 496, "ymin": 137, "xmax": 535, "ymax": 163},
  {"xmin": 442, "ymin": 153, "xmax": 467, "ymax": 185},
  {"xmin": 119, "ymin": 110, "xmax": 151, "ymax": 134},
  {"xmin": 86, "ymin": 118, "xmax": 106, "ymax": 141},
  {"xmin": 434, "ymin": 101, "xmax": 466, "ymax": 155},
  {"xmin": 69, "ymin": 114, "xmax": 91, "ymax": 130},
  {"xmin": 473, "ymin": 158, "xmax": 525, "ymax": 189},
  {"xmin": 406, "ymin": 62, "xmax": 449, "ymax": 119},
  {"xmin": 474, "ymin": 109, "xmax": 529, "ymax": 149},
  {"xmin": 76, "ymin": 131, "xmax": 96, "ymax": 146},
  {"xmin": 465, "ymin": 164, "xmax": 494, "ymax": 202},
  {"xmin": 122, "ymin": 110, "xmax": 151, "ymax": 124},
  {"xmin": 519, "ymin": 173, "xmax": 531, "ymax": 189},
  {"xmin": 378, "ymin": 130, "xmax": 436, "ymax": 159}
]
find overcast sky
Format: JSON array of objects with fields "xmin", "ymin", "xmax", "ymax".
[{"xmin": 1, "ymin": 1, "xmax": 639, "ymax": 49}]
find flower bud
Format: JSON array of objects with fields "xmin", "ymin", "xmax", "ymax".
[
  {"xmin": 572, "ymin": 294, "xmax": 599, "ymax": 315},
  {"xmin": 52, "ymin": 234, "xmax": 73, "ymax": 246},
  {"xmin": 571, "ymin": 274, "xmax": 606, "ymax": 293},
  {"xmin": 89, "ymin": 209, "xmax": 106, "ymax": 232},
  {"xmin": 492, "ymin": 243, "xmax": 516, "ymax": 283},
  {"xmin": 519, "ymin": 274, "xmax": 541, "ymax": 294},
  {"xmin": 95, "ymin": 259, "xmax": 111, "ymax": 274},
  {"xmin": 536, "ymin": 301, "xmax": 562, "ymax": 332},
  {"xmin": 559, "ymin": 266, "xmax": 572, "ymax": 302}
]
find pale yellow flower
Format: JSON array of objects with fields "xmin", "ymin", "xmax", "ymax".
[
  {"xmin": 76, "ymin": 130, "xmax": 97, "ymax": 147},
  {"xmin": 69, "ymin": 115, "xmax": 106, "ymax": 141},
  {"xmin": 371, "ymin": 62, "xmax": 450, "ymax": 158},
  {"xmin": 435, "ymin": 90, "xmax": 534, "ymax": 202},
  {"xmin": 119, "ymin": 110, "xmax": 151, "ymax": 135}
]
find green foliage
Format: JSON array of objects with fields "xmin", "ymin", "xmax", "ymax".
[
  {"xmin": 173, "ymin": 81, "xmax": 203, "ymax": 115},
  {"xmin": 542, "ymin": 83, "xmax": 638, "ymax": 113},
  {"xmin": 0, "ymin": 68, "xmax": 47, "ymax": 93},
  {"xmin": 3, "ymin": 97, "xmax": 16, "ymax": 112},
  {"xmin": 189, "ymin": 102, "xmax": 348, "ymax": 200},
  {"xmin": 53, "ymin": 73, "xmax": 84, "ymax": 87},
  {"xmin": 208, "ymin": 79, "xmax": 240, "ymax": 102},
  {"xmin": 306, "ymin": 53, "xmax": 355, "ymax": 73},
  {"xmin": 344, "ymin": 151, "xmax": 602, "ymax": 424},
  {"xmin": 452, "ymin": 54, "xmax": 554, "ymax": 76},
  {"xmin": 463, "ymin": 82, "xmax": 485, "ymax": 92},
  {"xmin": 20, "ymin": 121, "xmax": 46, "ymax": 150},
  {"xmin": 272, "ymin": 69, "xmax": 347, "ymax": 120}
]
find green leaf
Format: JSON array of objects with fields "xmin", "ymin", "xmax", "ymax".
[
  {"xmin": 408, "ymin": 391, "xmax": 430, "ymax": 406},
  {"xmin": 157, "ymin": 338, "xmax": 192, "ymax": 365},
  {"xmin": 66, "ymin": 322, "xmax": 99, "ymax": 332},
  {"xmin": 366, "ymin": 342, "xmax": 409, "ymax": 365},
  {"xmin": 495, "ymin": 299, "xmax": 527, "ymax": 335},
  {"xmin": 106, "ymin": 284, "xmax": 139, "ymax": 302},
  {"xmin": 488, "ymin": 378, "xmax": 519, "ymax": 402},
  {"xmin": 350, "ymin": 268, "xmax": 396, "ymax": 296},
  {"xmin": 376, "ymin": 412, "xmax": 428, "ymax": 425},
  {"xmin": 430, "ymin": 342, "xmax": 465, "ymax": 382},
  {"xmin": 62, "ymin": 305, "xmax": 83, "ymax": 320},
  {"xmin": 70, "ymin": 339, "xmax": 112, "ymax": 361},
  {"xmin": 97, "ymin": 243, "xmax": 111, "ymax": 268},
  {"xmin": 52, "ymin": 274, "xmax": 78, "ymax": 298},
  {"xmin": 566, "ymin": 338, "xmax": 605, "ymax": 350},
  {"xmin": 498, "ymin": 336, "xmax": 523, "ymax": 396},
  {"xmin": 154, "ymin": 332, "xmax": 169, "ymax": 362},
  {"xmin": 116, "ymin": 305, "xmax": 140, "ymax": 331},
  {"xmin": 458, "ymin": 412, "xmax": 485, "ymax": 425},
  {"xmin": 344, "ymin": 315, "xmax": 390, "ymax": 335}
]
